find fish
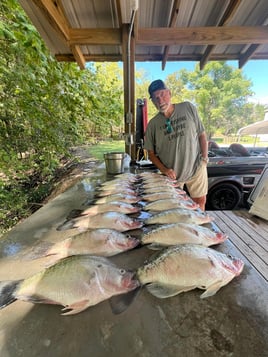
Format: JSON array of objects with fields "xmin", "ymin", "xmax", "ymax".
[
  {"xmin": 95, "ymin": 193, "xmax": 141, "ymax": 204},
  {"xmin": 100, "ymin": 181, "xmax": 133, "ymax": 189},
  {"xmin": 140, "ymin": 174, "xmax": 182, "ymax": 187},
  {"xmin": 96, "ymin": 188, "xmax": 137, "ymax": 197},
  {"xmin": 140, "ymin": 172, "xmax": 174, "ymax": 181},
  {"xmin": 80, "ymin": 201, "xmax": 141, "ymax": 216},
  {"xmin": 144, "ymin": 208, "xmax": 214, "ymax": 225},
  {"xmin": 45, "ymin": 229, "xmax": 140, "ymax": 260},
  {"xmin": 45, "ymin": 228, "xmax": 140, "ymax": 260},
  {"xmin": 57, "ymin": 211, "xmax": 143, "ymax": 232},
  {"xmin": 141, "ymin": 186, "xmax": 186, "ymax": 195},
  {"xmin": 144, "ymin": 198, "xmax": 199, "ymax": 211},
  {"xmin": 0, "ymin": 255, "xmax": 140, "ymax": 315},
  {"xmin": 141, "ymin": 223, "xmax": 228, "ymax": 248},
  {"xmin": 114, "ymin": 173, "xmax": 138, "ymax": 181},
  {"xmin": 141, "ymin": 192, "xmax": 187, "ymax": 202},
  {"xmin": 137, "ymin": 244, "xmax": 244, "ymax": 299},
  {"xmin": 101, "ymin": 173, "xmax": 138, "ymax": 186}
]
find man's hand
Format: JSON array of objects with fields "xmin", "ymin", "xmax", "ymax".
[{"xmin": 162, "ymin": 168, "xmax": 177, "ymax": 180}]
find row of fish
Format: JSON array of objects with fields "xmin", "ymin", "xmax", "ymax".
[
  {"xmin": 0, "ymin": 245, "xmax": 243, "ymax": 315},
  {"xmin": 0, "ymin": 171, "xmax": 244, "ymax": 315}
]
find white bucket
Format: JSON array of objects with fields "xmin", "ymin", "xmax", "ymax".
[{"xmin": 104, "ymin": 152, "xmax": 125, "ymax": 174}]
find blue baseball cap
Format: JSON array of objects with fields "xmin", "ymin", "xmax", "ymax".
[{"xmin": 148, "ymin": 79, "xmax": 168, "ymax": 98}]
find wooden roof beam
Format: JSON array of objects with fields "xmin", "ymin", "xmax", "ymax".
[
  {"xmin": 64, "ymin": 26, "xmax": 268, "ymax": 47},
  {"xmin": 138, "ymin": 26, "xmax": 268, "ymax": 46},
  {"xmin": 68, "ymin": 28, "xmax": 121, "ymax": 45},
  {"xmin": 162, "ymin": 0, "xmax": 181, "ymax": 70},
  {"xmin": 238, "ymin": 44, "xmax": 263, "ymax": 68},
  {"xmin": 71, "ymin": 45, "xmax": 86, "ymax": 69},
  {"xmin": 200, "ymin": 0, "xmax": 242, "ymax": 70},
  {"xmin": 32, "ymin": 0, "xmax": 70, "ymax": 40}
]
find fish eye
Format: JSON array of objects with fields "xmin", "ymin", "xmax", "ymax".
[{"xmin": 119, "ymin": 269, "xmax": 126, "ymax": 275}]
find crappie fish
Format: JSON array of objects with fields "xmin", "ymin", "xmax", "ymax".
[
  {"xmin": 144, "ymin": 198, "xmax": 199, "ymax": 211},
  {"xmin": 57, "ymin": 211, "xmax": 143, "ymax": 232},
  {"xmin": 95, "ymin": 193, "xmax": 140, "ymax": 204},
  {"xmin": 100, "ymin": 181, "xmax": 133, "ymax": 189},
  {"xmin": 140, "ymin": 172, "xmax": 174, "ymax": 181},
  {"xmin": 142, "ymin": 192, "xmax": 187, "ymax": 202},
  {"xmin": 141, "ymin": 223, "xmax": 228, "ymax": 248},
  {"xmin": 141, "ymin": 174, "xmax": 181, "ymax": 187},
  {"xmin": 45, "ymin": 229, "xmax": 140, "ymax": 260},
  {"xmin": 80, "ymin": 201, "xmax": 140, "ymax": 216},
  {"xmin": 137, "ymin": 244, "xmax": 244, "ymax": 299},
  {"xmin": 141, "ymin": 186, "xmax": 186, "ymax": 195},
  {"xmin": 100, "ymin": 173, "xmax": 138, "ymax": 186},
  {"xmin": 0, "ymin": 255, "xmax": 140, "ymax": 315},
  {"xmin": 115, "ymin": 173, "xmax": 138, "ymax": 181},
  {"xmin": 97, "ymin": 188, "xmax": 137, "ymax": 197},
  {"xmin": 144, "ymin": 208, "xmax": 213, "ymax": 225}
]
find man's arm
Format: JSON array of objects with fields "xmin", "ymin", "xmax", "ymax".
[
  {"xmin": 147, "ymin": 150, "xmax": 177, "ymax": 179},
  {"xmin": 199, "ymin": 131, "xmax": 208, "ymax": 162}
]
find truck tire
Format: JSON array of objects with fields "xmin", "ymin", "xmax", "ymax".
[{"xmin": 206, "ymin": 183, "xmax": 242, "ymax": 210}]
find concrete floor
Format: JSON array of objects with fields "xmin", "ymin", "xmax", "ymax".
[{"xmin": 0, "ymin": 164, "xmax": 267, "ymax": 357}]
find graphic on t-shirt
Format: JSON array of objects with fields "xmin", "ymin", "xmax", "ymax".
[{"xmin": 164, "ymin": 115, "xmax": 187, "ymax": 140}]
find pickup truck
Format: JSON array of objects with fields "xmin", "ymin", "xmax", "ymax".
[{"xmin": 206, "ymin": 144, "xmax": 268, "ymax": 210}]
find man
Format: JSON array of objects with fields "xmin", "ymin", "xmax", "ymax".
[{"xmin": 144, "ymin": 79, "xmax": 208, "ymax": 210}]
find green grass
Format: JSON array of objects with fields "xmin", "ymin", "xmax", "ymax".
[{"xmin": 87, "ymin": 140, "xmax": 125, "ymax": 160}]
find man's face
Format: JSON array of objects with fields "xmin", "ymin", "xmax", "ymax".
[{"xmin": 151, "ymin": 89, "xmax": 171, "ymax": 113}]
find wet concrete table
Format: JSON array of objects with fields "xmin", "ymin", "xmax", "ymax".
[{"xmin": 0, "ymin": 165, "xmax": 267, "ymax": 357}]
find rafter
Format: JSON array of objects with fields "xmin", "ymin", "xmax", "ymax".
[
  {"xmin": 199, "ymin": 0, "xmax": 242, "ymax": 70},
  {"xmin": 55, "ymin": 51, "xmax": 268, "ymax": 63},
  {"xmin": 32, "ymin": 0, "xmax": 70, "ymax": 40},
  {"xmin": 239, "ymin": 44, "xmax": 262, "ymax": 68},
  {"xmin": 238, "ymin": 18, "xmax": 268, "ymax": 68},
  {"xmin": 71, "ymin": 45, "xmax": 86, "ymax": 69},
  {"xmin": 32, "ymin": 0, "xmax": 86, "ymax": 70}
]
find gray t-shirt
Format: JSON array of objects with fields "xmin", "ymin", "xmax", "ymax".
[{"xmin": 144, "ymin": 101, "xmax": 204, "ymax": 181}]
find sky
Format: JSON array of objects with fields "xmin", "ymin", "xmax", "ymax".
[{"xmin": 135, "ymin": 60, "xmax": 268, "ymax": 106}]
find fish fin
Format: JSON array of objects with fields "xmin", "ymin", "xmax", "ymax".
[
  {"xmin": 61, "ymin": 300, "xmax": 89, "ymax": 316},
  {"xmin": 109, "ymin": 286, "xmax": 142, "ymax": 315},
  {"xmin": 200, "ymin": 281, "xmax": 223, "ymax": 299},
  {"xmin": 147, "ymin": 243, "xmax": 164, "ymax": 250},
  {"xmin": 146, "ymin": 283, "xmax": 196, "ymax": 298},
  {"xmin": 0, "ymin": 280, "xmax": 22, "ymax": 309},
  {"xmin": 56, "ymin": 220, "xmax": 75, "ymax": 231},
  {"xmin": 66, "ymin": 209, "xmax": 84, "ymax": 220}
]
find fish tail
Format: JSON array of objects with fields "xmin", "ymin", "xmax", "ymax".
[{"xmin": 0, "ymin": 280, "xmax": 22, "ymax": 309}]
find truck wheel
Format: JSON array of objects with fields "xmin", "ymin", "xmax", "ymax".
[{"xmin": 206, "ymin": 183, "xmax": 242, "ymax": 210}]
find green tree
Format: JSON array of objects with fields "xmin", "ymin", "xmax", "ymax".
[
  {"xmin": 91, "ymin": 63, "xmax": 124, "ymax": 138},
  {"xmin": 0, "ymin": 0, "xmax": 124, "ymax": 233},
  {"xmin": 166, "ymin": 62, "xmax": 255, "ymax": 138}
]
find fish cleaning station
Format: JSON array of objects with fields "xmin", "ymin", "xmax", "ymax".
[{"xmin": 1, "ymin": 1, "xmax": 268, "ymax": 356}]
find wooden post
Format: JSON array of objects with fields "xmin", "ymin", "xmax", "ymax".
[{"xmin": 122, "ymin": 24, "xmax": 136, "ymax": 160}]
